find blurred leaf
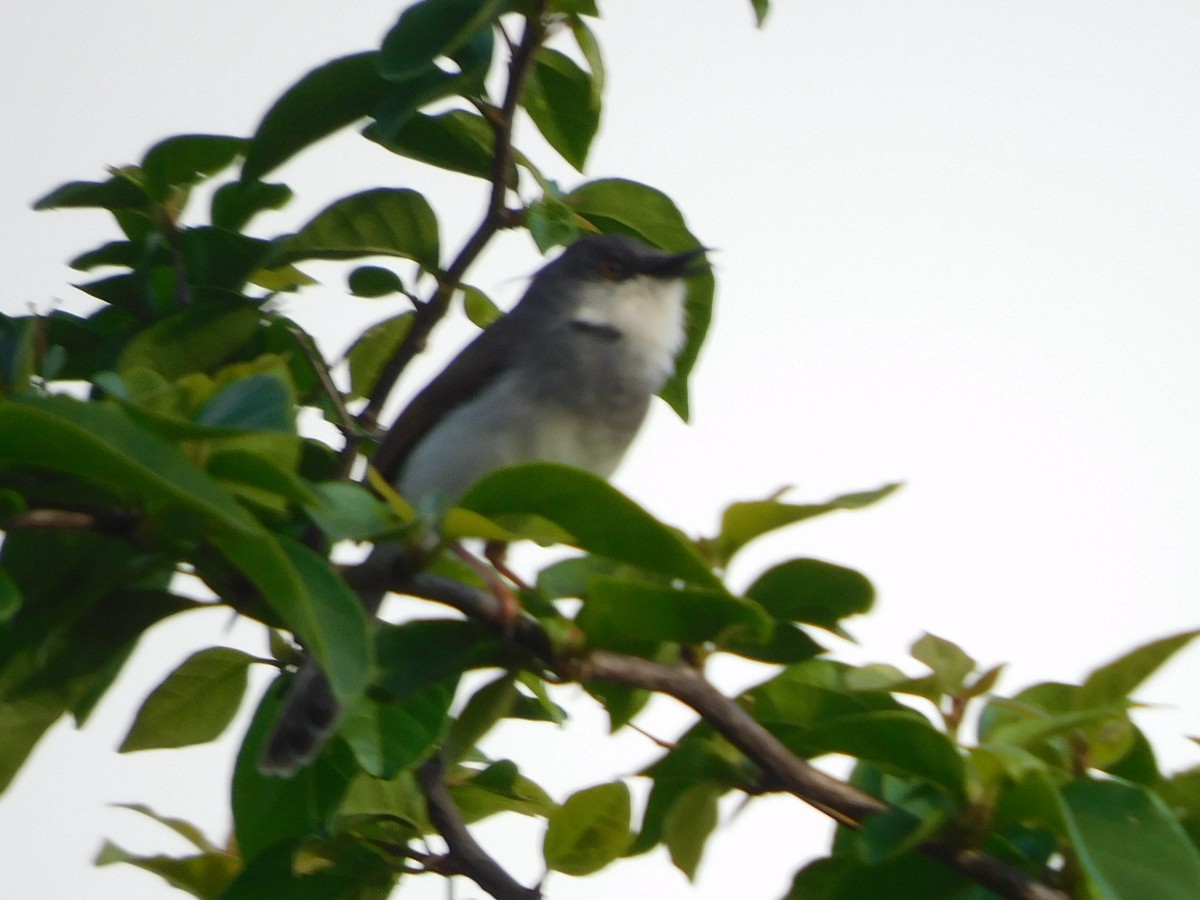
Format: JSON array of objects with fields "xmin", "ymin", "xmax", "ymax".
[
  {"xmin": 444, "ymin": 674, "xmax": 518, "ymax": 764},
  {"xmin": 196, "ymin": 371, "xmax": 295, "ymax": 433},
  {"xmin": 340, "ymin": 679, "xmax": 453, "ymax": 779},
  {"xmin": 544, "ymin": 782, "xmax": 633, "ymax": 876},
  {"xmin": 95, "ymin": 841, "xmax": 238, "ymax": 899},
  {"xmin": 746, "ymin": 558, "xmax": 874, "ymax": 633},
  {"xmin": 576, "ymin": 576, "xmax": 771, "ymax": 653},
  {"xmin": 232, "ymin": 685, "xmax": 357, "ymax": 862},
  {"xmin": 526, "ymin": 193, "xmax": 579, "ymax": 252},
  {"xmin": 663, "ymin": 781, "xmax": 720, "ymax": 880},
  {"xmin": 141, "ymin": 134, "xmax": 246, "ymax": 200},
  {"xmin": 367, "ymin": 109, "xmax": 506, "ymax": 182},
  {"xmin": 461, "ymin": 284, "xmax": 501, "ymax": 328},
  {"xmin": 213, "ymin": 535, "xmax": 370, "ymax": 705},
  {"xmin": 462, "ymin": 463, "xmax": 721, "ymax": 588},
  {"xmin": 347, "ymin": 265, "xmax": 405, "ymax": 298},
  {"xmin": 268, "ymin": 188, "xmax": 439, "ymax": 270},
  {"xmin": 523, "ymin": 48, "xmax": 600, "ymax": 171},
  {"xmin": 378, "ymin": 0, "xmax": 501, "ymax": 81},
  {"xmin": 570, "ymin": 16, "xmax": 605, "ymax": 106},
  {"xmin": 33, "ymin": 174, "xmax": 150, "ymax": 212},
  {"xmin": 1061, "ymin": 779, "xmax": 1200, "ymax": 900},
  {"xmin": 721, "ymin": 621, "xmax": 824, "ymax": 665},
  {"xmin": 751, "ymin": 0, "xmax": 770, "ymax": 27},
  {"xmin": 375, "ymin": 619, "xmax": 521, "ymax": 699},
  {"xmin": 1079, "ymin": 629, "xmax": 1200, "ymax": 710},
  {"xmin": 116, "ymin": 301, "xmax": 261, "ymax": 380},
  {"xmin": 785, "ymin": 853, "xmax": 973, "ymax": 900},
  {"xmin": 0, "ymin": 569, "xmax": 21, "ymax": 626},
  {"xmin": 565, "ymin": 178, "xmax": 710, "ymax": 418},
  {"xmin": 120, "ymin": 647, "xmax": 255, "ymax": 752},
  {"xmin": 0, "ymin": 395, "xmax": 260, "ymax": 534},
  {"xmin": 304, "ymin": 481, "xmax": 397, "ymax": 542},
  {"xmin": 208, "ymin": 449, "xmax": 315, "ymax": 511},
  {"xmin": 451, "ymin": 759, "xmax": 557, "ymax": 822},
  {"xmin": 210, "ymin": 179, "xmax": 292, "ymax": 231},
  {"xmin": 0, "ymin": 315, "xmax": 36, "ymax": 396},
  {"xmin": 242, "ymin": 52, "xmax": 392, "ymax": 181},
  {"xmin": 713, "ymin": 483, "xmax": 901, "ymax": 565},
  {"xmin": 345, "ymin": 312, "xmax": 415, "ymax": 401},
  {"xmin": 912, "ymin": 633, "xmax": 976, "ymax": 695},
  {"xmin": 179, "ymin": 227, "xmax": 272, "ymax": 291}
]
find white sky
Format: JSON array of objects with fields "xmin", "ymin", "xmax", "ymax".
[{"xmin": 2, "ymin": 2, "xmax": 1198, "ymax": 898}]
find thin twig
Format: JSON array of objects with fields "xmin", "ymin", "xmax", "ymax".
[{"xmin": 417, "ymin": 754, "xmax": 542, "ymax": 900}]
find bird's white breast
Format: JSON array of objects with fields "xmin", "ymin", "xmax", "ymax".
[{"xmin": 572, "ymin": 276, "xmax": 688, "ymax": 384}]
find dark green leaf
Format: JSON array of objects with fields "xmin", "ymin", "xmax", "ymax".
[
  {"xmin": 304, "ymin": 481, "xmax": 397, "ymax": 542},
  {"xmin": 462, "ymin": 463, "xmax": 721, "ymax": 588},
  {"xmin": 544, "ymin": 782, "xmax": 633, "ymax": 876},
  {"xmin": 564, "ymin": 179, "xmax": 710, "ymax": 418},
  {"xmin": 33, "ymin": 175, "xmax": 150, "ymax": 212},
  {"xmin": 375, "ymin": 619, "xmax": 519, "ymax": 699},
  {"xmin": 242, "ymin": 52, "xmax": 392, "ymax": 181},
  {"xmin": 785, "ymin": 853, "xmax": 973, "ymax": 900},
  {"xmin": 180, "ymin": 227, "xmax": 272, "ymax": 291},
  {"xmin": 340, "ymin": 679, "xmax": 454, "ymax": 779},
  {"xmin": 444, "ymin": 674, "xmax": 519, "ymax": 763},
  {"xmin": 367, "ymin": 109, "xmax": 505, "ymax": 182},
  {"xmin": 347, "ymin": 265, "xmax": 405, "ymax": 298},
  {"xmin": 713, "ymin": 483, "xmax": 901, "ymax": 565},
  {"xmin": 746, "ymin": 558, "xmax": 874, "ymax": 633},
  {"xmin": 208, "ymin": 449, "xmax": 316, "ymax": 510},
  {"xmin": 232, "ymin": 685, "xmax": 357, "ymax": 862},
  {"xmin": 345, "ymin": 312, "xmax": 415, "ymax": 401},
  {"xmin": 451, "ymin": 759, "xmax": 557, "ymax": 822},
  {"xmin": 663, "ymin": 781, "xmax": 720, "ymax": 880},
  {"xmin": 1061, "ymin": 779, "xmax": 1200, "ymax": 900},
  {"xmin": 751, "ymin": 0, "xmax": 770, "ymax": 27},
  {"xmin": 0, "ymin": 569, "xmax": 21, "ymax": 625},
  {"xmin": 210, "ymin": 180, "xmax": 292, "ymax": 231},
  {"xmin": 522, "ymin": 48, "xmax": 600, "ymax": 171},
  {"xmin": 268, "ymin": 188, "xmax": 439, "ymax": 270},
  {"xmin": 576, "ymin": 576, "xmax": 771, "ymax": 652},
  {"xmin": 120, "ymin": 647, "xmax": 255, "ymax": 752},
  {"xmin": 378, "ymin": 0, "xmax": 501, "ymax": 81},
  {"xmin": 721, "ymin": 621, "xmax": 824, "ymax": 664},
  {"xmin": 141, "ymin": 134, "xmax": 246, "ymax": 200}
]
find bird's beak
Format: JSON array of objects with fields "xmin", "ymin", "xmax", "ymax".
[{"xmin": 645, "ymin": 246, "xmax": 711, "ymax": 279}]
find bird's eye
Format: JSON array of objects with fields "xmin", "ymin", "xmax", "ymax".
[{"xmin": 598, "ymin": 258, "xmax": 627, "ymax": 281}]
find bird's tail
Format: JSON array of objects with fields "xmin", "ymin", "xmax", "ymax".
[{"xmin": 258, "ymin": 657, "xmax": 342, "ymax": 777}]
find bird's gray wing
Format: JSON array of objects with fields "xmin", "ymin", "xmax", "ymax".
[{"xmin": 369, "ymin": 310, "xmax": 534, "ymax": 484}]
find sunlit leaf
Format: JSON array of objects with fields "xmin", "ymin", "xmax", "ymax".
[
  {"xmin": 544, "ymin": 782, "xmax": 633, "ymax": 875},
  {"xmin": 523, "ymin": 48, "xmax": 600, "ymax": 171}
]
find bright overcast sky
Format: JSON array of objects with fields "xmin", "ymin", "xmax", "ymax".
[{"xmin": 2, "ymin": 2, "xmax": 1199, "ymax": 898}]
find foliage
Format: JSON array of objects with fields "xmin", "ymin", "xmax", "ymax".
[{"xmin": 2, "ymin": 2, "xmax": 1198, "ymax": 899}]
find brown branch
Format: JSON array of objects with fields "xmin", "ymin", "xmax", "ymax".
[
  {"xmin": 2, "ymin": 506, "xmax": 138, "ymax": 534},
  {"xmin": 380, "ymin": 569, "xmax": 1068, "ymax": 900},
  {"xmin": 355, "ymin": 6, "xmax": 548, "ymax": 440},
  {"xmin": 417, "ymin": 754, "xmax": 542, "ymax": 900}
]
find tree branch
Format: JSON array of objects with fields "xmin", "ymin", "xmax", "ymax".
[
  {"xmin": 417, "ymin": 754, "xmax": 542, "ymax": 900},
  {"xmin": 2, "ymin": 506, "xmax": 138, "ymax": 534},
  {"xmin": 382, "ymin": 569, "xmax": 1069, "ymax": 900},
  {"xmin": 356, "ymin": 6, "xmax": 548, "ymax": 440}
]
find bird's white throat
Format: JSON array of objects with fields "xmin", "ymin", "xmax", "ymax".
[{"xmin": 572, "ymin": 276, "xmax": 688, "ymax": 381}]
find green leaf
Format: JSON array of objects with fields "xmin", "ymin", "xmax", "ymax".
[
  {"xmin": 451, "ymin": 759, "xmax": 557, "ymax": 822},
  {"xmin": 522, "ymin": 48, "xmax": 600, "ymax": 171},
  {"xmin": 116, "ymin": 301, "xmax": 261, "ymax": 380},
  {"xmin": 576, "ymin": 576, "xmax": 771, "ymax": 653},
  {"xmin": 750, "ymin": 0, "xmax": 770, "ymax": 27},
  {"xmin": 304, "ymin": 481, "xmax": 398, "ymax": 542},
  {"xmin": 713, "ymin": 483, "xmax": 902, "ymax": 565},
  {"xmin": 112, "ymin": 803, "xmax": 222, "ymax": 853},
  {"xmin": 663, "ymin": 781, "xmax": 720, "ymax": 880},
  {"xmin": 911, "ymin": 633, "xmax": 976, "ymax": 695},
  {"xmin": 720, "ymin": 621, "xmax": 824, "ymax": 665},
  {"xmin": 1079, "ymin": 629, "xmax": 1200, "ymax": 710},
  {"xmin": 374, "ymin": 619, "xmax": 519, "ymax": 699},
  {"xmin": 564, "ymin": 179, "xmax": 711, "ymax": 419},
  {"xmin": 33, "ymin": 175, "xmax": 151, "ymax": 213},
  {"xmin": 444, "ymin": 674, "xmax": 519, "ymax": 764},
  {"xmin": 339, "ymin": 679, "xmax": 454, "ymax": 779},
  {"xmin": 268, "ymin": 188, "xmax": 439, "ymax": 270},
  {"xmin": 120, "ymin": 648, "xmax": 255, "ymax": 752},
  {"xmin": 212, "ymin": 534, "xmax": 370, "ymax": 705},
  {"xmin": 785, "ymin": 853, "xmax": 972, "ymax": 900},
  {"xmin": 196, "ymin": 372, "xmax": 295, "ymax": 433},
  {"xmin": 461, "ymin": 463, "xmax": 721, "ymax": 588},
  {"xmin": 0, "ymin": 395, "xmax": 260, "ymax": 534},
  {"xmin": 746, "ymin": 558, "xmax": 874, "ymax": 633},
  {"xmin": 210, "ymin": 180, "xmax": 292, "ymax": 231},
  {"xmin": 347, "ymin": 265, "xmax": 405, "ymax": 298},
  {"xmin": 1061, "ymin": 779, "xmax": 1200, "ymax": 900},
  {"xmin": 461, "ymin": 284, "xmax": 502, "ymax": 328},
  {"xmin": 242, "ymin": 52, "xmax": 392, "ymax": 181},
  {"xmin": 345, "ymin": 312, "xmax": 415, "ymax": 401},
  {"xmin": 208, "ymin": 449, "xmax": 316, "ymax": 511},
  {"xmin": 141, "ymin": 134, "xmax": 246, "ymax": 200},
  {"xmin": 367, "ymin": 109, "xmax": 506, "ymax": 182},
  {"xmin": 544, "ymin": 782, "xmax": 634, "ymax": 876},
  {"xmin": 232, "ymin": 687, "xmax": 356, "ymax": 862},
  {"xmin": 0, "ymin": 569, "xmax": 21, "ymax": 625},
  {"xmin": 95, "ymin": 841, "xmax": 238, "ymax": 899},
  {"xmin": 378, "ymin": 0, "xmax": 501, "ymax": 81}
]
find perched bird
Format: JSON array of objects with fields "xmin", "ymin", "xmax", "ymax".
[{"xmin": 259, "ymin": 233, "xmax": 707, "ymax": 775}]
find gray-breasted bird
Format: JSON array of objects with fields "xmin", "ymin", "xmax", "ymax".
[{"xmin": 259, "ymin": 233, "xmax": 707, "ymax": 775}]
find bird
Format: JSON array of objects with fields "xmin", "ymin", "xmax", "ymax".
[{"xmin": 259, "ymin": 232, "xmax": 708, "ymax": 775}]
